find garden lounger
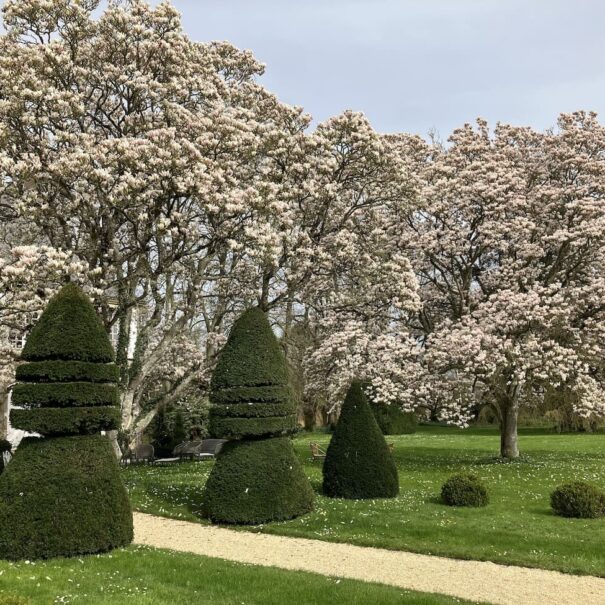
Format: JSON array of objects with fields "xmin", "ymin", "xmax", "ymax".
[
  {"xmin": 309, "ymin": 442, "xmax": 326, "ymax": 461},
  {"xmin": 196, "ymin": 439, "xmax": 227, "ymax": 460},
  {"xmin": 127, "ymin": 443, "xmax": 154, "ymax": 464}
]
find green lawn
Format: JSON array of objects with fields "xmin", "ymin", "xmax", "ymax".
[
  {"xmin": 124, "ymin": 425, "xmax": 605, "ymax": 576},
  {"xmin": 0, "ymin": 545, "xmax": 477, "ymax": 605}
]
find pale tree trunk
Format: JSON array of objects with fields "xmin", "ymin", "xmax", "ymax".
[
  {"xmin": 0, "ymin": 385, "xmax": 8, "ymax": 440},
  {"xmin": 126, "ymin": 371, "xmax": 200, "ymax": 451},
  {"xmin": 499, "ymin": 399, "xmax": 519, "ymax": 459}
]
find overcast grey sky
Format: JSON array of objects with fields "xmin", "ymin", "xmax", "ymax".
[
  {"xmin": 165, "ymin": 0, "xmax": 604, "ymax": 137},
  {"xmin": 3, "ymin": 0, "xmax": 602, "ymax": 136}
]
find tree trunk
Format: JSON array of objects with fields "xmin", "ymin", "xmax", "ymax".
[
  {"xmin": 499, "ymin": 402, "xmax": 519, "ymax": 459},
  {"xmin": 0, "ymin": 386, "xmax": 8, "ymax": 440}
]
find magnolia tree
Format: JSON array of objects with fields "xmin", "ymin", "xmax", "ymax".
[
  {"xmin": 409, "ymin": 112, "xmax": 605, "ymax": 457},
  {"xmin": 293, "ymin": 116, "xmax": 426, "ymax": 416},
  {"xmin": 3, "ymin": 1, "xmax": 605, "ymax": 455},
  {"xmin": 0, "ymin": 0, "xmax": 323, "ymax": 444}
]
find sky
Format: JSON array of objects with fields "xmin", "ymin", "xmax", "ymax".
[
  {"xmin": 163, "ymin": 0, "xmax": 605, "ymax": 138},
  {"xmin": 4, "ymin": 0, "xmax": 605, "ymax": 137}
]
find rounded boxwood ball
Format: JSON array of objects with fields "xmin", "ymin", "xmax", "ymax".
[
  {"xmin": 202, "ymin": 437, "xmax": 315, "ymax": 524},
  {"xmin": 323, "ymin": 381, "xmax": 399, "ymax": 499},
  {"xmin": 441, "ymin": 473, "xmax": 489, "ymax": 507},
  {"xmin": 551, "ymin": 481, "xmax": 605, "ymax": 519}
]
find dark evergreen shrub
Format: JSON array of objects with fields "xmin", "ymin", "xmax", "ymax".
[
  {"xmin": 151, "ymin": 405, "xmax": 174, "ymax": 457},
  {"xmin": 12, "ymin": 381, "xmax": 119, "ymax": 407},
  {"xmin": 203, "ymin": 307, "xmax": 314, "ymax": 523},
  {"xmin": 176, "ymin": 396, "xmax": 210, "ymax": 439},
  {"xmin": 0, "ymin": 439, "xmax": 11, "ymax": 474},
  {"xmin": 551, "ymin": 481, "xmax": 605, "ymax": 518},
  {"xmin": 16, "ymin": 360, "xmax": 119, "ymax": 383},
  {"xmin": 441, "ymin": 473, "xmax": 489, "ymax": 507},
  {"xmin": 202, "ymin": 437, "xmax": 314, "ymax": 524},
  {"xmin": 210, "ymin": 308, "xmax": 289, "ymax": 391},
  {"xmin": 209, "ymin": 414, "xmax": 298, "ymax": 440},
  {"xmin": 208, "ymin": 308, "xmax": 295, "ymax": 440},
  {"xmin": 0, "ymin": 283, "xmax": 133, "ymax": 560},
  {"xmin": 150, "ymin": 404, "xmax": 203, "ymax": 454},
  {"xmin": 322, "ymin": 381, "xmax": 399, "ymax": 499},
  {"xmin": 20, "ymin": 284, "xmax": 114, "ymax": 363},
  {"xmin": 11, "ymin": 406, "xmax": 120, "ymax": 436},
  {"xmin": 370, "ymin": 401, "xmax": 417, "ymax": 435},
  {"xmin": 0, "ymin": 436, "xmax": 132, "ymax": 559},
  {"xmin": 172, "ymin": 409, "xmax": 187, "ymax": 445}
]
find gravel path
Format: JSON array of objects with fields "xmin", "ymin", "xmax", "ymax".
[{"xmin": 134, "ymin": 512, "xmax": 605, "ymax": 605}]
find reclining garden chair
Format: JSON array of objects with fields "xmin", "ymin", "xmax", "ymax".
[
  {"xmin": 309, "ymin": 442, "xmax": 326, "ymax": 461},
  {"xmin": 197, "ymin": 439, "xmax": 227, "ymax": 460},
  {"xmin": 122, "ymin": 443, "xmax": 154, "ymax": 465},
  {"xmin": 176, "ymin": 440, "xmax": 204, "ymax": 460}
]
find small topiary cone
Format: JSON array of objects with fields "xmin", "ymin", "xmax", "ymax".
[
  {"xmin": 202, "ymin": 308, "xmax": 314, "ymax": 524},
  {"xmin": 0, "ymin": 284, "xmax": 133, "ymax": 560},
  {"xmin": 323, "ymin": 381, "xmax": 399, "ymax": 499}
]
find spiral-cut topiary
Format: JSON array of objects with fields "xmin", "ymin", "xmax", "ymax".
[
  {"xmin": 323, "ymin": 381, "xmax": 399, "ymax": 499},
  {"xmin": 0, "ymin": 283, "xmax": 133, "ymax": 560},
  {"xmin": 203, "ymin": 307, "xmax": 314, "ymax": 524},
  {"xmin": 208, "ymin": 308, "xmax": 295, "ymax": 440}
]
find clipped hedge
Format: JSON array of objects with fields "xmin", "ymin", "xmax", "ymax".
[
  {"xmin": 209, "ymin": 415, "xmax": 298, "ymax": 440},
  {"xmin": 370, "ymin": 402, "xmax": 417, "ymax": 435},
  {"xmin": 210, "ymin": 385, "xmax": 292, "ymax": 404},
  {"xmin": 551, "ymin": 481, "xmax": 605, "ymax": 519},
  {"xmin": 10, "ymin": 406, "xmax": 120, "ymax": 436},
  {"xmin": 0, "ymin": 283, "xmax": 132, "ymax": 560},
  {"xmin": 0, "ymin": 435, "xmax": 133, "ymax": 560},
  {"xmin": 12, "ymin": 382, "xmax": 118, "ymax": 408},
  {"xmin": 323, "ymin": 381, "xmax": 399, "ymax": 499},
  {"xmin": 209, "ymin": 307, "xmax": 296, "ymax": 440},
  {"xmin": 204, "ymin": 307, "xmax": 313, "ymax": 523},
  {"xmin": 21, "ymin": 283, "xmax": 114, "ymax": 363},
  {"xmin": 202, "ymin": 437, "xmax": 314, "ymax": 524},
  {"xmin": 209, "ymin": 401, "xmax": 294, "ymax": 418},
  {"xmin": 210, "ymin": 307, "xmax": 289, "ymax": 391},
  {"xmin": 441, "ymin": 474, "xmax": 489, "ymax": 507},
  {"xmin": 16, "ymin": 360, "xmax": 119, "ymax": 384}
]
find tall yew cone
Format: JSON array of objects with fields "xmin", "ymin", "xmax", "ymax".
[
  {"xmin": 202, "ymin": 308, "xmax": 314, "ymax": 524},
  {"xmin": 323, "ymin": 381, "xmax": 399, "ymax": 499},
  {"xmin": 0, "ymin": 284, "xmax": 133, "ymax": 560}
]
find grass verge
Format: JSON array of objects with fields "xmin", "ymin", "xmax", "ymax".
[
  {"xmin": 0, "ymin": 545, "xmax": 478, "ymax": 605},
  {"xmin": 123, "ymin": 426, "xmax": 605, "ymax": 576}
]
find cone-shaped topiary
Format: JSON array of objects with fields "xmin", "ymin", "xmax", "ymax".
[
  {"xmin": 0, "ymin": 283, "xmax": 133, "ymax": 560},
  {"xmin": 323, "ymin": 381, "xmax": 399, "ymax": 499},
  {"xmin": 202, "ymin": 308, "xmax": 314, "ymax": 524},
  {"xmin": 21, "ymin": 284, "xmax": 115, "ymax": 363}
]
